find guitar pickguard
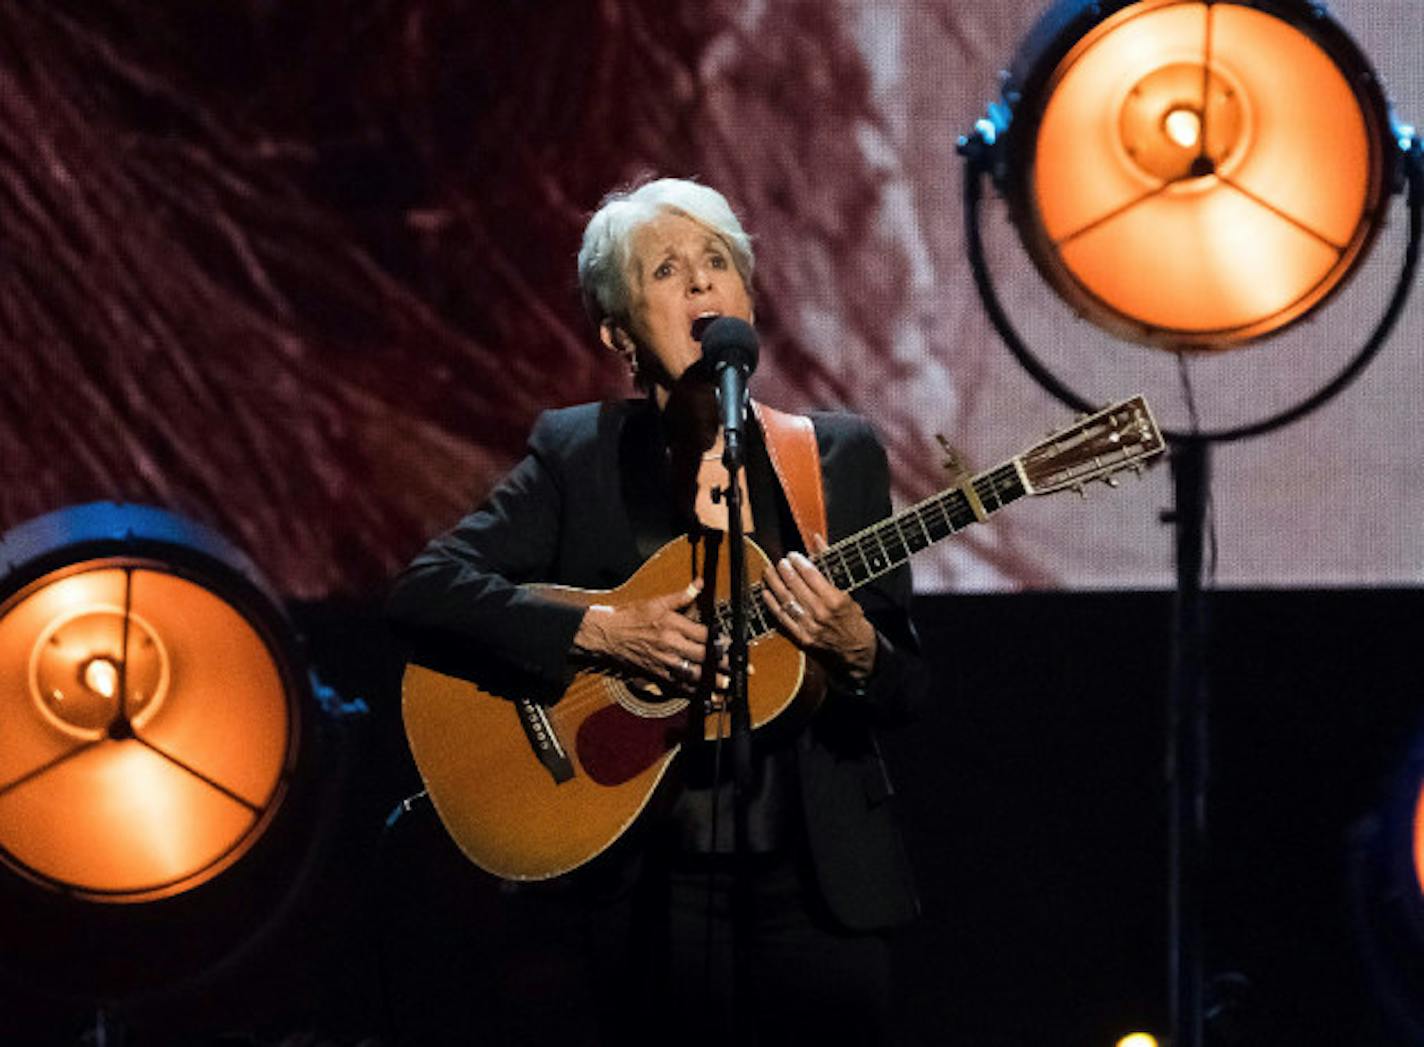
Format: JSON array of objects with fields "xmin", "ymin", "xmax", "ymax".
[{"xmin": 576, "ymin": 701, "xmax": 690, "ymax": 786}]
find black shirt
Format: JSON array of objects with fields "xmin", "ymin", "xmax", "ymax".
[{"xmin": 665, "ymin": 420, "xmax": 805, "ymax": 856}]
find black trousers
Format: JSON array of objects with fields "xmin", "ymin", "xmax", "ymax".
[
  {"xmin": 583, "ymin": 848, "xmax": 892, "ymax": 1047},
  {"xmin": 380, "ymin": 803, "xmax": 891, "ymax": 1046}
]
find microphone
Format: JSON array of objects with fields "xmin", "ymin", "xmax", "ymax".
[{"xmin": 695, "ymin": 316, "xmax": 759, "ymax": 455}]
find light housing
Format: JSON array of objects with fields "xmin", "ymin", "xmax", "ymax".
[
  {"xmin": 1349, "ymin": 717, "xmax": 1424, "ymax": 1043},
  {"xmin": 993, "ymin": 0, "xmax": 1398, "ymax": 350},
  {"xmin": 0, "ymin": 503, "xmax": 321, "ymax": 1001},
  {"xmin": 1415, "ymin": 782, "xmax": 1424, "ymax": 901}
]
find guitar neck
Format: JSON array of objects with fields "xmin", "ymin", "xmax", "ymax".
[{"xmin": 715, "ymin": 457, "xmax": 1028, "ymax": 641}]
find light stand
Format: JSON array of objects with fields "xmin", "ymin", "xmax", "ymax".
[{"xmin": 1164, "ymin": 435, "xmax": 1209, "ymax": 1047}]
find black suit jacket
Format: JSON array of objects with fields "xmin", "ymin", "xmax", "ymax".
[{"xmin": 387, "ymin": 397, "xmax": 930, "ymax": 930}]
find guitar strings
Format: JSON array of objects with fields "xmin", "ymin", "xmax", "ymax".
[
  {"xmin": 543, "ymin": 511, "xmax": 943, "ymax": 731},
  {"xmin": 543, "ymin": 526, "xmax": 924, "ymax": 730}
]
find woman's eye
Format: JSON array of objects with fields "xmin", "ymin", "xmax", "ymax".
[
  {"xmin": 653, "ymin": 261, "xmax": 675, "ymax": 279},
  {"xmin": 709, "ymin": 253, "xmax": 728, "ymax": 269}
]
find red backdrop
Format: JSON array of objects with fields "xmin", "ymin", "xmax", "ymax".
[{"xmin": 3, "ymin": 1, "xmax": 1422, "ymax": 598}]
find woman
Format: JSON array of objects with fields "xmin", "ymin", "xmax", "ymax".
[{"xmin": 388, "ymin": 177, "xmax": 930, "ymax": 1045}]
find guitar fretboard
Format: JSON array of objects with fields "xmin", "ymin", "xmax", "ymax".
[{"xmin": 713, "ymin": 460, "xmax": 1026, "ymax": 641}]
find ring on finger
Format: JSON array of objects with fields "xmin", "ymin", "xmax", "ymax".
[
  {"xmin": 785, "ymin": 599, "xmax": 805, "ymax": 621},
  {"xmin": 679, "ymin": 657, "xmax": 692, "ymax": 678}
]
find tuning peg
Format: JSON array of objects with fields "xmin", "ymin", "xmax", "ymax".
[
  {"xmin": 1101, "ymin": 475, "xmax": 1120, "ymax": 488},
  {"xmin": 1132, "ymin": 464, "xmax": 1144, "ymax": 478},
  {"xmin": 1073, "ymin": 484, "xmax": 1087, "ymax": 499}
]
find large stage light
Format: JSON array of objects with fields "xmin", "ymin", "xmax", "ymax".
[
  {"xmin": 1415, "ymin": 782, "xmax": 1424, "ymax": 900},
  {"xmin": 991, "ymin": 0, "xmax": 1399, "ymax": 351},
  {"xmin": 0, "ymin": 503, "xmax": 335, "ymax": 1007},
  {"xmin": 0, "ymin": 503, "xmax": 300, "ymax": 901},
  {"xmin": 1349, "ymin": 720, "xmax": 1424, "ymax": 1043},
  {"xmin": 962, "ymin": 4, "xmax": 1420, "ymax": 1045}
]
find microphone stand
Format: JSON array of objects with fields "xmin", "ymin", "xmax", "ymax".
[
  {"xmin": 721, "ymin": 386, "xmax": 756, "ymax": 1042},
  {"xmin": 693, "ymin": 315, "xmax": 761, "ymax": 1039}
]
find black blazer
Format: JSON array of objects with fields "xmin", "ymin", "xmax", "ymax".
[{"xmin": 387, "ymin": 397, "xmax": 930, "ymax": 931}]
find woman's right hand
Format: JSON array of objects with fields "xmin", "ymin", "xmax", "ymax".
[{"xmin": 572, "ymin": 579, "xmax": 716, "ymax": 690}]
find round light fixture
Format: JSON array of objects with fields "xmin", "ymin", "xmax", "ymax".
[
  {"xmin": 963, "ymin": 6, "xmax": 1420, "ymax": 1045},
  {"xmin": 1415, "ymin": 782, "xmax": 1424, "ymax": 899},
  {"xmin": 0, "ymin": 502, "xmax": 340, "ymax": 1008},
  {"xmin": 992, "ymin": 0, "xmax": 1400, "ymax": 350},
  {"xmin": 1349, "ymin": 716, "xmax": 1424, "ymax": 1043},
  {"xmin": 0, "ymin": 507, "xmax": 300, "ymax": 903}
]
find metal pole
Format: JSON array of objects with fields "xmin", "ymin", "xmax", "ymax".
[{"xmin": 1167, "ymin": 437, "xmax": 1210, "ymax": 1047}]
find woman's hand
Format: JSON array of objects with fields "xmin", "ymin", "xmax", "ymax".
[
  {"xmin": 760, "ymin": 544, "xmax": 877, "ymax": 682},
  {"xmin": 573, "ymin": 579, "xmax": 724, "ymax": 691}
]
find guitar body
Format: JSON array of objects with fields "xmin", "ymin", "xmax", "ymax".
[{"xmin": 402, "ymin": 534, "xmax": 812, "ymax": 881}]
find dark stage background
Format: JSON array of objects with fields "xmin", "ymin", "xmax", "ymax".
[
  {"xmin": 4, "ymin": 0, "xmax": 1424, "ymax": 1043},
  {"xmin": 4, "ymin": 588, "xmax": 1424, "ymax": 1045}
]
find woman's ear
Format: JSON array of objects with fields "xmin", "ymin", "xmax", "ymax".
[{"xmin": 600, "ymin": 320, "xmax": 638, "ymax": 373}]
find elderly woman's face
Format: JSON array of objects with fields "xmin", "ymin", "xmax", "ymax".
[{"xmin": 615, "ymin": 211, "xmax": 753, "ymax": 390}]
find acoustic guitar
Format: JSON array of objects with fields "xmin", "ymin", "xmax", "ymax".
[{"xmin": 403, "ymin": 395, "xmax": 1165, "ymax": 880}]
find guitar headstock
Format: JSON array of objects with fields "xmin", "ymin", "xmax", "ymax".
[{"xmin": 1018, "ymin": 396, "xmax": 1165, "ymax": 496}]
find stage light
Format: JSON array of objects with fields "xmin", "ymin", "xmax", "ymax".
[
  {"xmin": 0, "ymin": 504, "xmax": 300, "ymax": 902},
  {"xmin": 1349, "ymin": 718, "xmax": 1424, "ymax": 1043},
  {"xmin": 0, "ymin": 502, "xmax": 353, "ymax": 1010},
  {"xmin": 987, "ymin": 0, "xmax": 1400, "ymax": 350},
  {"xmin": 1414, "ymin": 782, "xmax": 1424, "ymax": 899},
  {"xmin": 1116, "ymin": 1034, "xmax": 1159, "ymax": 1047},
  {"xmin": 964, "ymin": 4, "xmax": 1419, "ymax": 1046}
]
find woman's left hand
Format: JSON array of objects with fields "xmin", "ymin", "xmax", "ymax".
[{"xmin": 760, "ymin": 541, "xmax": 877, "ymax": 681}]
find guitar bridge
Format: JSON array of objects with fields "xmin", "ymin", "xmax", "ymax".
[{"xmin": 514, "ymin": 697, "xmax": 574, "ymax": 784}]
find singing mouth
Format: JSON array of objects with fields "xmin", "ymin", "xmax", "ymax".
[{"xmin": 691, "ymin": 312, "xmax": 721, "ymax": 340}]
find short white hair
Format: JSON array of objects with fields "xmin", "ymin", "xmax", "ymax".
[{"xmin": 577, "ymin": 177, "xmax": 755, "ymax": 327}]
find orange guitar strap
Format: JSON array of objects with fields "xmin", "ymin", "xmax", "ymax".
[{"xmin": 753, "ymin": 401, "xmax": 828, "ymax": 550}]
